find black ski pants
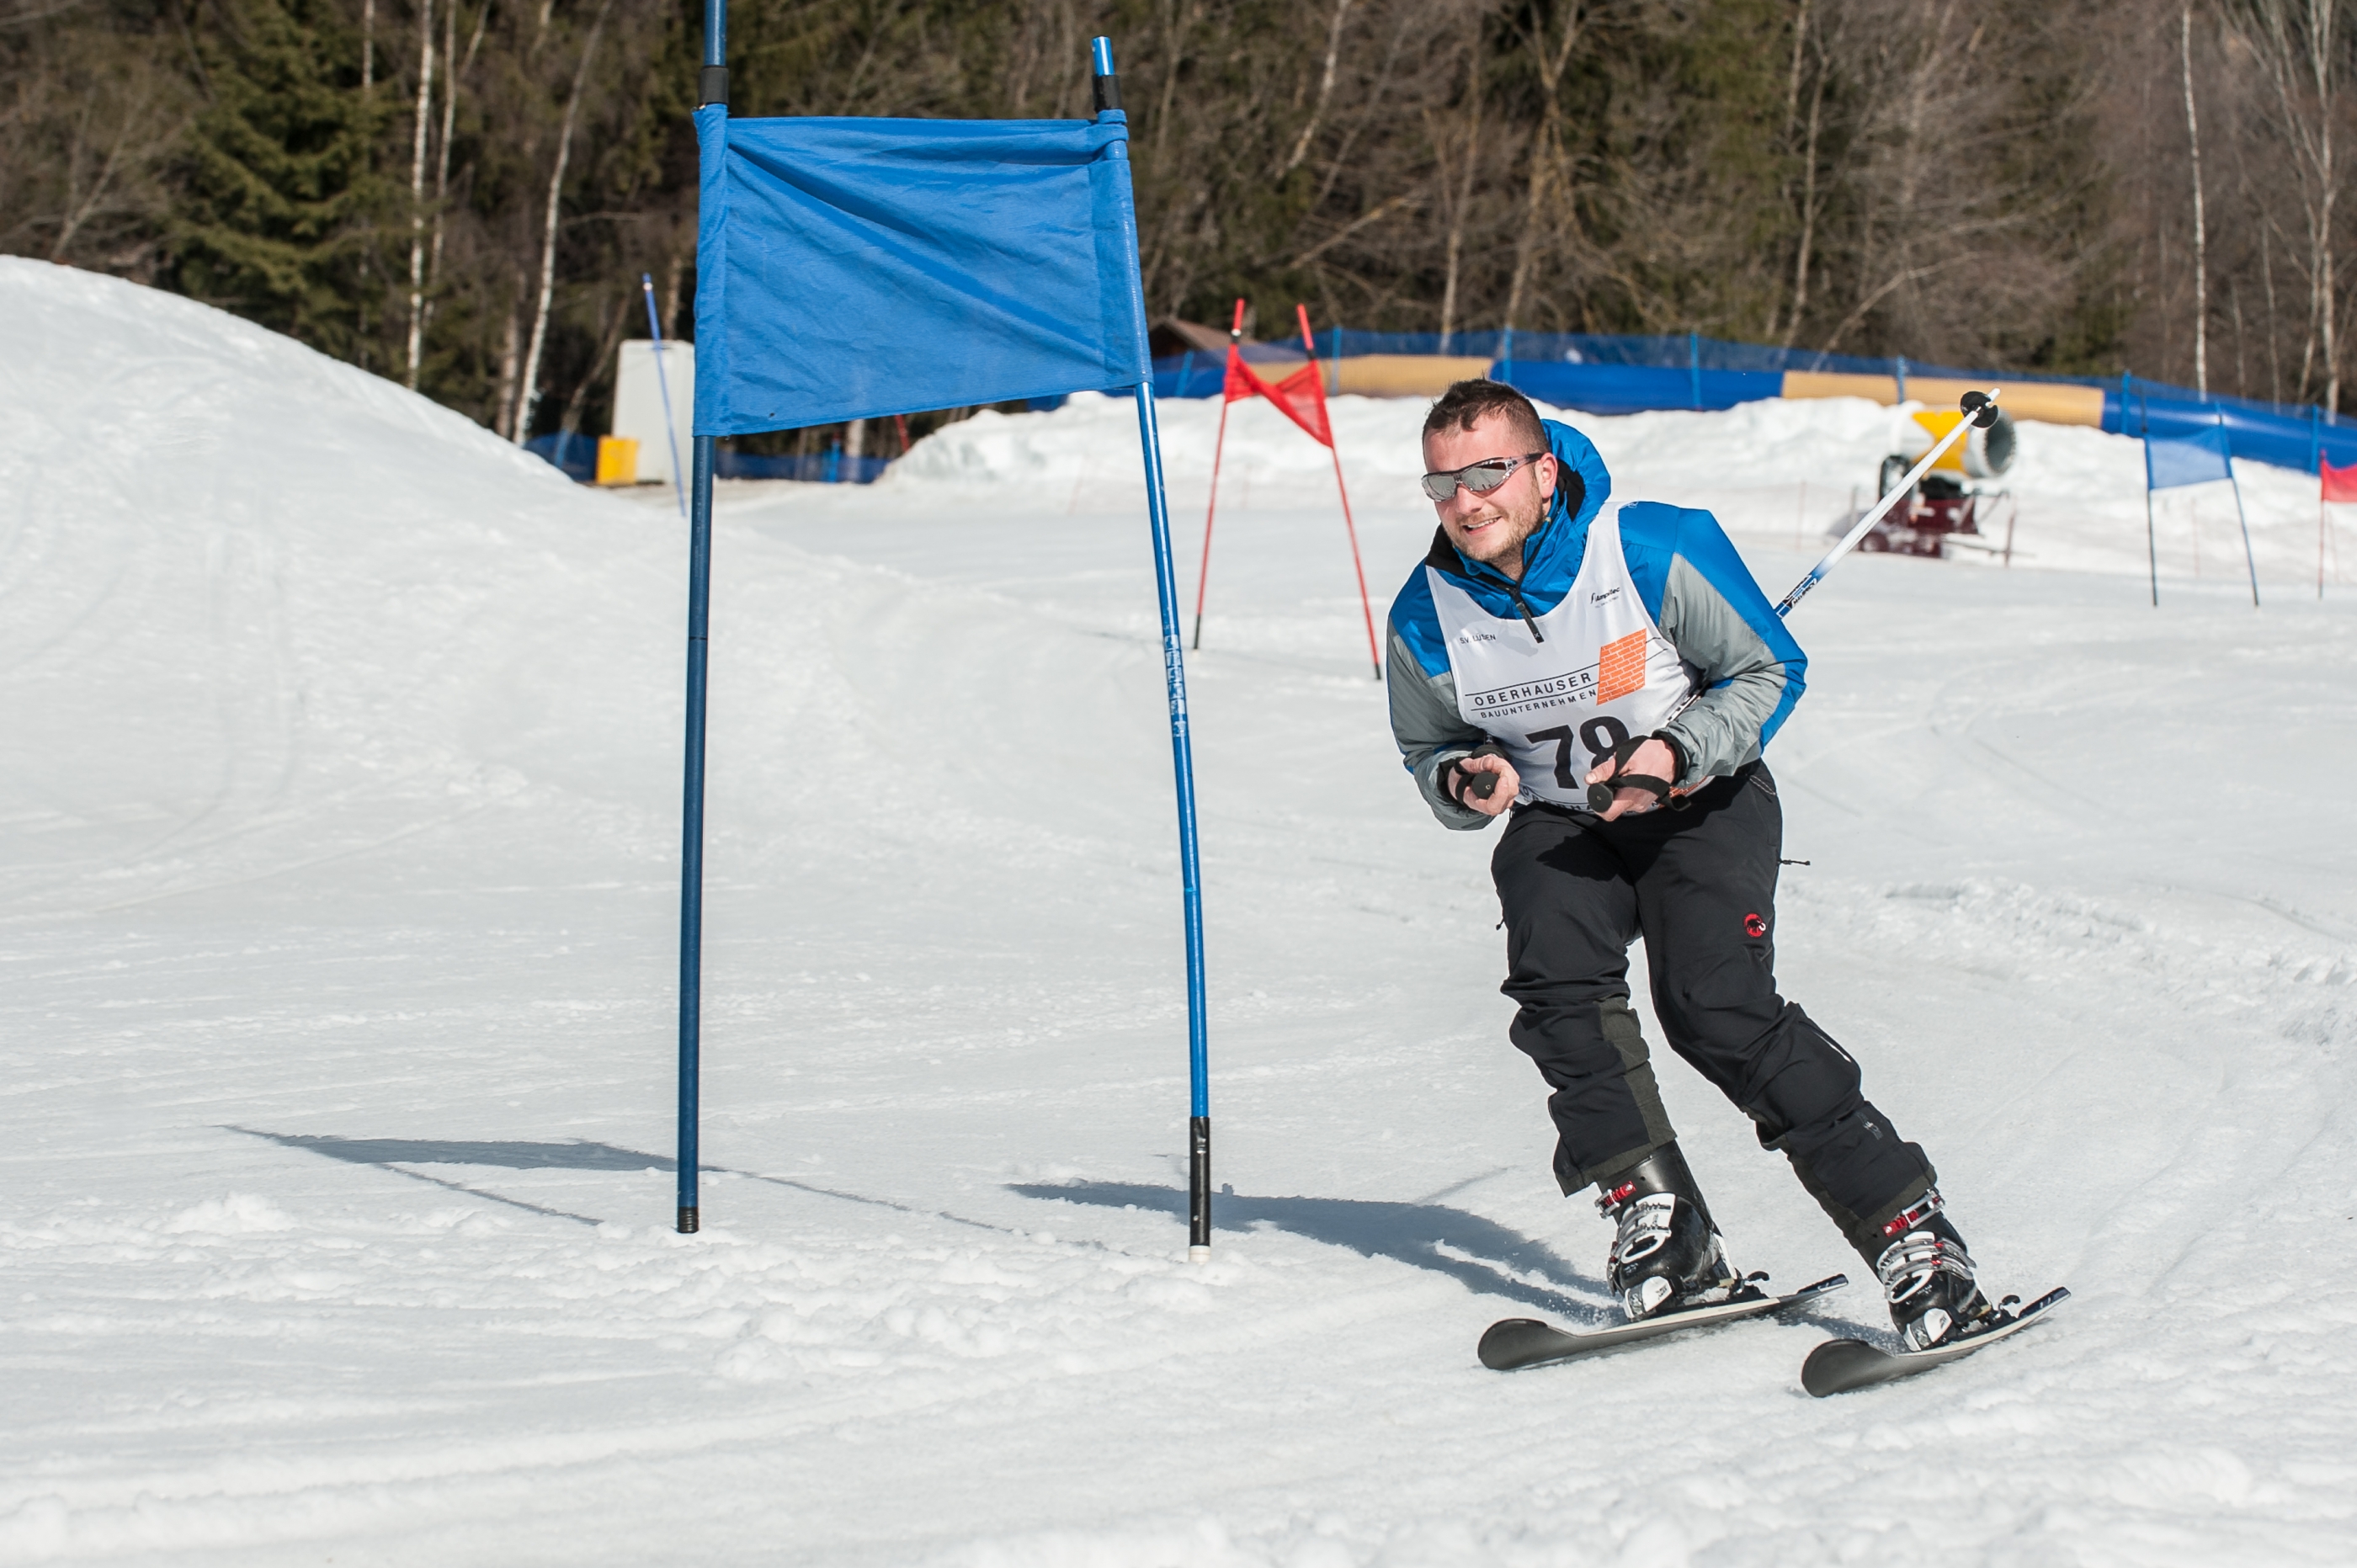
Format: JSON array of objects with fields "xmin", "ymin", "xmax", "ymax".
[{"xmin": 1491, "ymin": 763, "xmax": 1934, "ymax": 1260}]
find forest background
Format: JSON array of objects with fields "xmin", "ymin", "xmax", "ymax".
[{"xmin": 5, "ymin": 0, "xmax": 2349, "ymax": 456}]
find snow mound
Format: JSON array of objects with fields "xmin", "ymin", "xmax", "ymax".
[
  {"xmin": 0, "ymin": 258, "xmax": 568, "ymax": 493},
  {"xmin": 0, "ymin": 258, "xmax": 682, "ymax": 919}
]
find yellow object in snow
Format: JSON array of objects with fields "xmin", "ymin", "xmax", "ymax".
[
  {"xmin": 596, "ymin": 436, "xmax": 641, "ymax": 486},
  {"xmin": 1895, "ymin": 407, "xmax": 2016, "ymax": 478},
  {"xmin": 1913, "ymin": 411, "xmax": 1971, "ymax": 472}
]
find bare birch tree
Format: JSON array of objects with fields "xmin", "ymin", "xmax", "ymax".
[
  {"xmin": 1503, "ymin": 0, "xmax": 1584, "ymax": 331},
  {"xmin": 512, "ymin": 0, "xmax": 613, "ymax": 443},
  {"xmin": 2182, "ymin": 0, "xmax": 2210, "ymax": 393},
  {"xmin": 403, "ymin": 0, "xmax": 435, "ymax": 388},
  {"xmin": 2227, "ymin": 0, "xmax": 2340, "ymax": 408}
]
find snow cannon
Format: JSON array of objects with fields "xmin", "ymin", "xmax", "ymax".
[
  {"xmin": 1858, "ymin": 395, "xmax": 2019, "ymax": 560},
  {"xmin": 1894, "ymin": 400, "xmax": 2016, "ymax": 479}
]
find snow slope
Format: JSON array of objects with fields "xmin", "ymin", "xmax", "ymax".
[{"xmin": 3, "ymin": 257, "xmax": 2354, "ymax": 1566}]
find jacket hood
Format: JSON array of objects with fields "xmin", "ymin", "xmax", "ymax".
[{"xmin": 1428, "ymin": 417, "xmax": 1614, "ymax": 615}]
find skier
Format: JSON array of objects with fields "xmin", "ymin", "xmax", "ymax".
[{"xmin": 1386, "ymin": 379, "xmax": 1989, "ymax": 1351}]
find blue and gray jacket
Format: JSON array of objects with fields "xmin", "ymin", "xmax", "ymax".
[{"xmin": 1386, "ymin": 418, "xmax": 1806, "ymax": 828}]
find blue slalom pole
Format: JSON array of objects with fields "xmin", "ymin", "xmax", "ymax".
[
  {"xmin": 677, "ymin": 0, "xmax": 728, "ymax": 1236},
  {"xmin": 1094, "ymin": 35, "xmax": 1214, "ymax": 1261},
  {"xmin": 2139, "ymin": 377, "xmax": 2158, "ymax": 608},
  {"xmin": 2220, "ymin": 407, "xmax": 2260, "ymax": 609},
  {"xmin": 641, "ymin": 273, "xmax": 688, "ymax": 518}
]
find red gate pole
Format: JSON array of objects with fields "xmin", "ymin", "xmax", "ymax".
[
  {"xmin": 1191, "ymin": 299, "xmax": 1247, "ymax": 651},
  {"xmin": 1297, "ymin": 304, "xmax": 1381, "ymax": 680}
]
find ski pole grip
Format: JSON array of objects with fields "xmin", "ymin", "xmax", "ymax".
[{"xmin": 1450, "ymin": 747, "xmax": 1513, "ymax": 804}]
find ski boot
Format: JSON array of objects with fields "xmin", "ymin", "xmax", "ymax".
[
  {"xmin": 1598, "ymin": 1145, "xmax": 1740, "ymax": 1321},
  {"xmin": 1874, "ymin": 1190, "xmax": 1996, "ymax": 1351}
]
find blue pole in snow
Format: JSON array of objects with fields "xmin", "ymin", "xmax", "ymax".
[
  {"xmin": 2220, "ymin": 406, "xmax": 2260, "ymax": 609},
  {"xmin": 1689, "ymin": 330, "xmax": 1701, "ymax": 409},
  {"xmin": 641, "ymin": 274, "xmax": 688, "ymax": 518},
  {"xmin": 677, "ymin": 0, "xmax": 728, "ymax": 1236},
  {"xmin": 2138, "ymin": 376, "xmax": 2159, "ymax": 609},
  {"xmin": 1095, "ymin": 36, "xmax": 1215, "ymax": 1262}
]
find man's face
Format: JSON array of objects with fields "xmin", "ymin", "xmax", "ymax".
[{"xmin": 1422, "ymin": 411, "xmax": 1556, "ymax": 569}]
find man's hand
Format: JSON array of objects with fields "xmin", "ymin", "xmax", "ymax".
[
  {"xmin": 1450, "ymin": 754, "xmax": 1519, "ymax": 817},
  {"xmin": 1584, "ymin": 737, "xmax": 1679, "ymax": 821}
]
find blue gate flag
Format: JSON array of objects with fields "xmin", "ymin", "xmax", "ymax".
[
  {"xmin": 693, "ymin": 107, "xmax": 1150, "ymax": 435},
  {"xmin": 2145, "ymin": 423, "xmax": 2233, "ymax": 490}
]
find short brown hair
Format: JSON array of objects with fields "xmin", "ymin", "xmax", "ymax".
[{"xmin": 1423, "ymin": 378, "xmax": 1546, "ymax": 450}]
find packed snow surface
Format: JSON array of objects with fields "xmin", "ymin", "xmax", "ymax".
[{"xmin": 3, "ymin": 257, "xmax": 2354, "ymax": 1566}]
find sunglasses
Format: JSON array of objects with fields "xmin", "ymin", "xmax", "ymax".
[{"xmin": 1420, "ymin": 451, "xmax": 1550, "ymax": 502}]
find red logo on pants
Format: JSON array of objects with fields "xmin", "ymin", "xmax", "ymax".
[{"xmin": 1743, "ymin": 913, "xmax": 1768, "ymax": 938}]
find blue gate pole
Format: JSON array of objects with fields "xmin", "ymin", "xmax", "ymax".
[
  {"xmin": 2137, "ymin": 377, "xmax": 2160, "ymax": 609},
  {"xmin": 1688, "ymin": 330, "xmax": 1701, "ymax": 409},
  {"xmin": 678, "ymin": 0, "xmax": 729, "ymax": 1236},
  {"xmin": 641, "ymin": 273, "xmax": 688, "ymax": 518},
  {"xmin": 1093, "ymin": 37, "xmax": 1213, "ymax": 1262},
  {"xmin": 2220, "ymin": 407, "xmax": 2260, "ymax": 609}
]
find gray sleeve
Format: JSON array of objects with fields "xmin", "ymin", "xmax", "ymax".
[
  {"xmin": 1652, "ymin": 554, "xmax": 1805, "ymax": 784},
  {"xmin": 1385, "ymin": 624, "xmax": 1496, "ymax": 831}
]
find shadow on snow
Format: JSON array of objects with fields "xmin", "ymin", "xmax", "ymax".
[
  {"xmin": 228, "ymin": 1129, "xmax": 1645, "ymax": 1320},
  {"xmin": 1011, "ymin": 1179, "xmax": 1612, "ymax": 1321},
  {"xmin": 231, "ymin": 1128, "xmax": 1011, "ymax": 1237}
]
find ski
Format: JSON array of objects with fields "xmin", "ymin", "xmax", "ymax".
[
  {"xmin": 1478, "ymin": 1273, "xmax": 1849, "ymax": 1371},
  {"xmin": 1801, "ymin": 1286, "xmax": 2071, "ymax": 1397}
]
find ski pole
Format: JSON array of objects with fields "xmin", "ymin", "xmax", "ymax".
[
  {"xmin": 1776, "ymin": 389, "xmax": 2000, "ymax": 616},
  {"xmin": 1460, "ymin": 390, "xmax": 2002, "ymax": 810}
]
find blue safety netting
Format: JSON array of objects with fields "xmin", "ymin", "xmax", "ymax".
[
  {"xmin": 525, "ymin": 432, "xmax": 597, "ymax": 482},
  {"xmin": 693, "ymin": 106, "xmax": 1149, "ymax": 435},
  {"xmin": 1494, "ymin": 363, "xmax": 1785, "ymax": 415},
  {"xmin": 1152, "ymin": 353, "xmax": 1226, "ymax": 400},
  {"xmin": 2113, "ymin": 376, "xmax": 2355, "ymax": 472},
  {"xmin": 715, "ymin": 449, "xmax": 891, "ymax": 484}
]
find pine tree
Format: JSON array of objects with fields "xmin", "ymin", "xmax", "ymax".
[{"xmin": 171, "ymin": 0, "xmax": 390, "ymax": 359}]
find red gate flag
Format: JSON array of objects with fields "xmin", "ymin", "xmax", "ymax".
[
  {"xmin": 1224, "ymin": 351, "xmax": 1333, "ymax": 448},
  {"xmin": 2323, "ymin": 457, "xmax": 2357, "ymax": 503}
]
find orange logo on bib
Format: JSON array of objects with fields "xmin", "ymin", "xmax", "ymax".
[{"xmin": 1596, "ymin": 630, "xmax": 1647, "ymax": 704}]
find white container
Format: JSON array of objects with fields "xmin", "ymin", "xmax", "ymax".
[{"xmin": 612, "ymin": 340, "xmax": 694, "ymax": 486}]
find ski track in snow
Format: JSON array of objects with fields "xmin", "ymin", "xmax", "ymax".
[{"xmin": 3, "ymin": 258, "xmax": 2354, "ymax": 1565}]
